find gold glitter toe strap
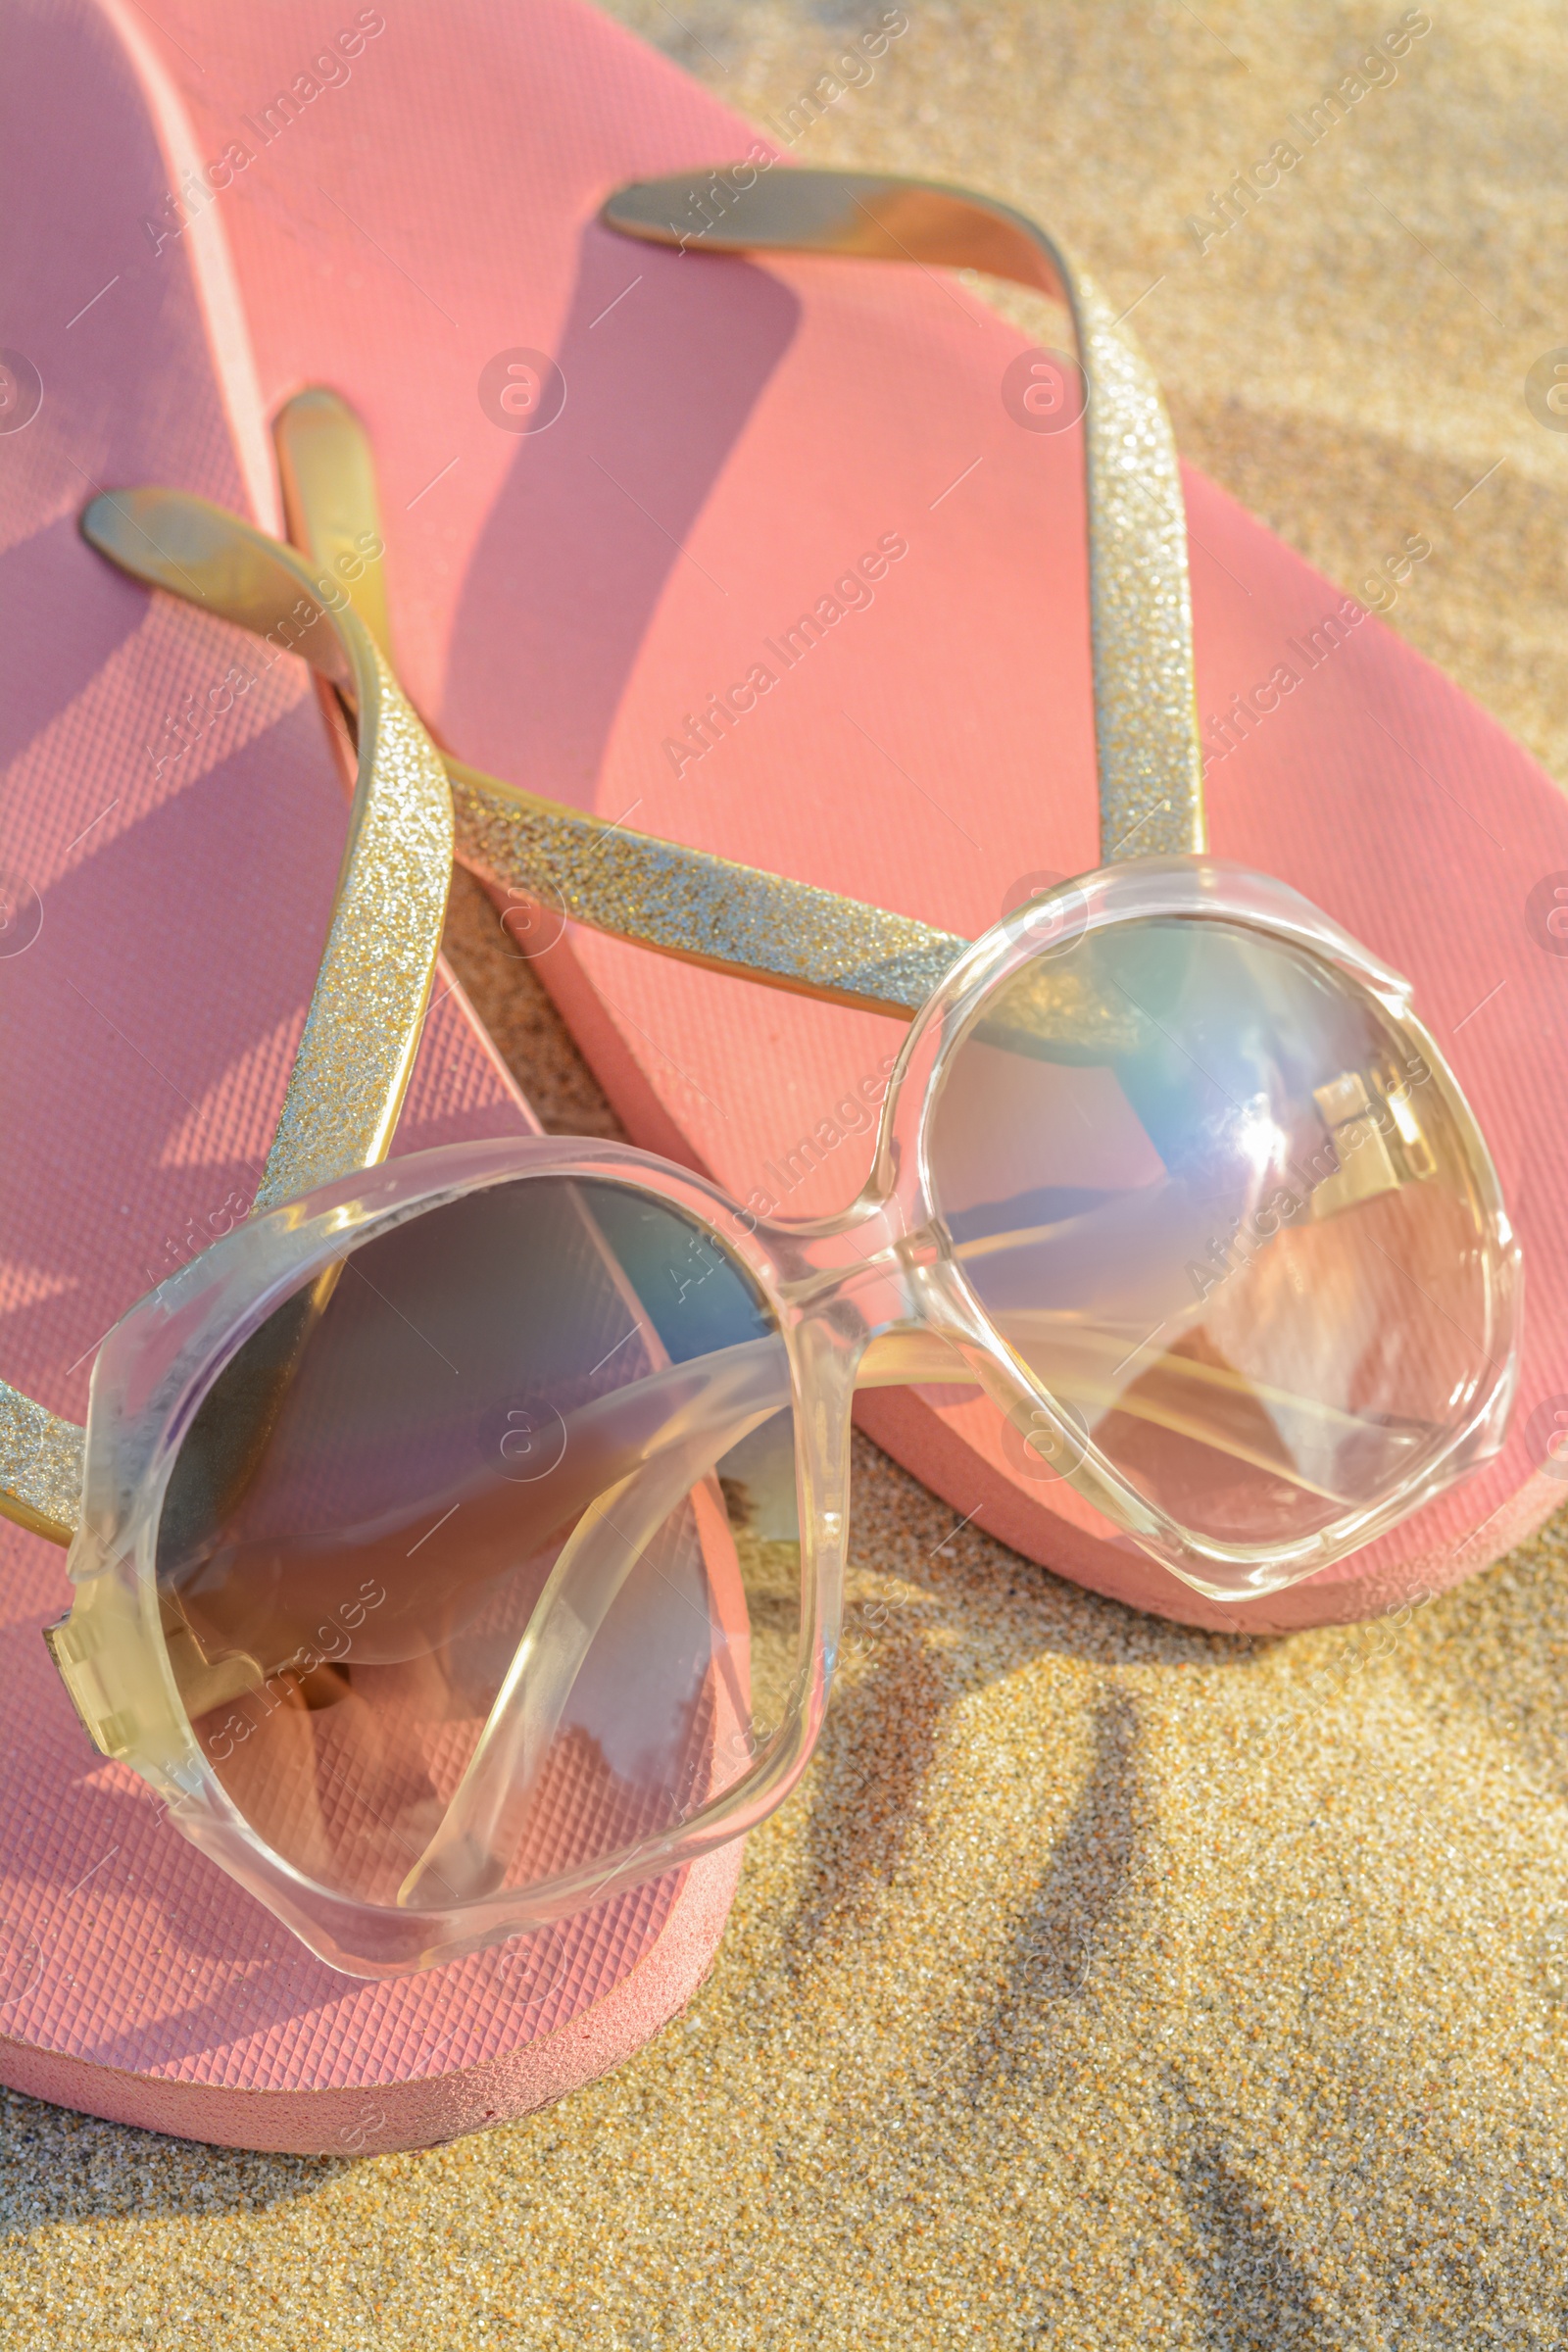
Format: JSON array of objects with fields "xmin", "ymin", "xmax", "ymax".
[
  {"xmin": 0, "ymin": 495, "xmax": 454, "ymax": 1544},
  {"xmin": 272, "ymin": 273, "xmax": 1199, "ymax": 1014},
  {"xmin": 602, "ymin": 167, "xmax": 1205, "ymax": 866},
  {"xmin": 271, "ymin": 169, "xmax": 1202, "ymax": 1012},
  {"xmin": 82, "ymin": 490, "xmax": 454, "ymax": 1204},
  {"xmin": 443, "ymin": 767, "xmax": 966, "ymax": 1016},
  {"xmin": 273, "ymin": 383, "xmax": 967, "ymax": 1017},
  {"xmin": 0, "ymin": 1383, "xmax": 93, "ymax": 1549}
]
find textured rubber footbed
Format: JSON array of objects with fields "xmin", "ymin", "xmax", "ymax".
[
  {"xmin": 0, "ymin": 0, "xmax": 741, "ymax": 2152},
  {"xmin": 129, "ymin": 0, "xmax": 1568, "ymax": 1635}
]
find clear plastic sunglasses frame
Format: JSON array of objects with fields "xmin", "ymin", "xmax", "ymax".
[
  {"xmin": 45, "ymin": 852, "xmax": 1516, "ymax": 1975},
  {"xmin": 11, "ymin": 165, "xmax": 1514, "ymax": 1975}
]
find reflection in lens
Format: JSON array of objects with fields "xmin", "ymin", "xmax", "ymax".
[
  {"xmin": 926, "ymin": 918, "xmax": 1514, "ymax": 1552},
  {"xmin": 156, "ymin": 1178, "xmax": 801, "ymax": 1912}
]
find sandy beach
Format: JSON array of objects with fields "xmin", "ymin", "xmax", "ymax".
[{"xmin": 8, "ymin": 3, "xmax": 1568, "ymax": 2343}]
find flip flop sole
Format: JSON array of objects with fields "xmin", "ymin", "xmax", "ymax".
[
  {"xmin": 0, "ymin": 0, "xmax": 739, "ymax": 2151},
  {"xmin": 142, "ymin": 0, "xmax": 1568, "ymax": 1634}
]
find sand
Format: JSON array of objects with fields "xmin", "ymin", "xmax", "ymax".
[{"xmin": 9, "ymin": 2, "xmax": 1568, "ymax": 2343}]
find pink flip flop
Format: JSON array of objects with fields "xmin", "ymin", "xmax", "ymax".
[
  {"xmin": 122, "ymin": 0, "xmax": 1568, "ymax": 1637},
  {"xmin": 0, "ymin": 0, "xmax": 738, "ymax": 2151}
]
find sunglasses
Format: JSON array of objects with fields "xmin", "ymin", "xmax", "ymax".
[{"xmin": 29, "ymin": 171, "xmax": 1515, "ymax": 1977}]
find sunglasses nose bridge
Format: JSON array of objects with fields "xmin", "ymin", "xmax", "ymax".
[{"xmin": 777, "ymin": 1207, "xmax": 957, "ymax": 1357}]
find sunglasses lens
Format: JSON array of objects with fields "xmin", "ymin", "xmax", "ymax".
[
  {"xmin": 926, "ymin": 916, "xmax": 1514, "ymax": 1555},
  {"xmin": 155, "ymin": 1177, "xmax": 802, "ymax": 1914}
]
